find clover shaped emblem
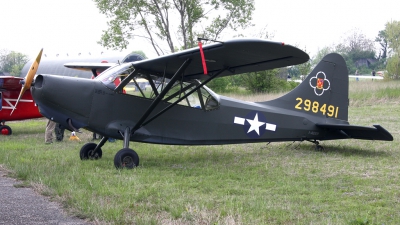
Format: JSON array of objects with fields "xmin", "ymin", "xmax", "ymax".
[{"xmin": 309, "ymin": 71, "xmax": 330, "ymax": 96}]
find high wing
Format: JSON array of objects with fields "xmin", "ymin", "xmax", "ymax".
[
  {"xmin": 132, "ymin": 39, "xmax": 309, "ymax": 80},
  {"xmin": 64, "ymin": 39, "xmax": 309, "ymax": 81},
  {"xmin": 0, "ymin": 76, "xmax": 24, "ymax": 91}
]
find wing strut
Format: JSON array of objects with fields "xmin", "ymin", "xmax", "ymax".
[
  {"xmin": 145, "ymin": 73, "xmax": 159, "ymax": 96},
  {"xmin": 141, "ymin": 66, "xmax": 229, "ymax": 127},
  {"xmin": 114, "ymin": 66, "xmax": 140, "ymax": 93},
  {"xmin": 130, "ymin": 58, "xmax": 192, "ymax": 134}
]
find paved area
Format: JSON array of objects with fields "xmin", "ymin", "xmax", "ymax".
[{"xmin": 0, "ymin": 166, "xmax": 91, "ymax": 225}]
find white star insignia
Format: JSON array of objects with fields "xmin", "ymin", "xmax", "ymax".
[
  {"xmin": 246, "ymin": 113, "xmax": 265, "ymax": 135},
  {"xmin": 234, "ymin": 113, "xmax": 276, "ymax": 136}
]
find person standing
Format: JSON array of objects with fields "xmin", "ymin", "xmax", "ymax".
[
  {"xmin": 45, "ymin": 119, "xmax": 56, "ymax": 144},
  {"xmin": 55, "ymin": 123, "xmax": 65, "ymax": 141}
]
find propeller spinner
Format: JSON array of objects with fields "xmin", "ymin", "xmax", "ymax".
[{"xmin": 11, "ymin": 48, "xmax": 43, "ymax": 115}]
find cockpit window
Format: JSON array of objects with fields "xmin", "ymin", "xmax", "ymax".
[
  {"xmin": 95, "ymin": 63, "xmax": 135, "ymax": 85},
  {"xmin": 96, "ymin": 63, "xmax": 219, "ymax": 111}
]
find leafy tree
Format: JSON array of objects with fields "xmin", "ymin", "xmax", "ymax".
[
  {"xmin": 384, "ymin": 20, "xmax": 400, "ymax": 78},
  {"xmin": 385, "ymin": 20, "xmax": 400, "ymax": 55},
  {"xmin": 333, "ymin": 29, "xmax": 376, "ymax": 74},
  {"xmin": 239, "ymin": 69, "xmax": 298, "ymax": 94},
  {"xmin": 206, "ymin": 75, "xmax": 229, "ymax": 92},
  {"xmin": 0, "ymin": 50, "xmax": 28, "ymax": 76},
  {"xmin": 311, "ymin": 46, "xmax": 334, "ymax": 68},
  {"xmin": 386, "ymin": 56, "xmax": 400, "ymax": 79},
  {"xmin": 94, "ymin": 0, "xmax": 255, "ymax": 56},
  {"xmin": 375, "ymin": 30, "xmax": 388, "ymax": 60}
]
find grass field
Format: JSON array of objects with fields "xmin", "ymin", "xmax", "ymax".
[{"xmin": 1, "ymin": 80, "xmax": 400, "ymax": 224}]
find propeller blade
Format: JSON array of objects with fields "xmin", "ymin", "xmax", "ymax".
[{"xmin": 11, "ymin": 48, "xmax": 43, "ymax": 115}]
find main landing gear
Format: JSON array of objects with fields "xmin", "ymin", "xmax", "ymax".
[
  {"xmin": 79, "ymin": 127, "xmax": 139, "ymax": 169},
  {"xmin": 308, "ymin": 140, "xmax": 324, "ymax": 151},
  {"xmin": 0, "ymin": 121, "xmax": 12, "ymax": 135}
]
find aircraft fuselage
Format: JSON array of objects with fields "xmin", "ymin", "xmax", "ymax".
[{"xmin": 31, "ymin": 74, "xmax": 345, "ymax": 145}]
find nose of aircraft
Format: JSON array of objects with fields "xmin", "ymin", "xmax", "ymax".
[{"xmin": 32, "ymin": 74, "xmax": 96, "ymax": 129}]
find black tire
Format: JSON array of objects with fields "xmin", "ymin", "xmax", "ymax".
[
  {"xmin": 316, "ymin": 145, "xmax": 324, "ymax": 151},
  {"xmin": 80, "ymin": 143, "xmax": 102, "ymax": 160},
  {"xmin": 0, "ymin": 125, "xmax": 12, "ymax": 135},
  {"xmin": 114, "ymin": 148, "xmax": 139, "ymax": 169}
]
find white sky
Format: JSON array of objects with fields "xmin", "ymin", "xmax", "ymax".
[{"xmin": 0, "ymin": 0, "xmax": 399, "ymax": 60}]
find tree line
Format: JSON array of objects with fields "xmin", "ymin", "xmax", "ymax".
[{"xmin": 0, "ymin": 49, "xmax": 28, "ymax": 76}]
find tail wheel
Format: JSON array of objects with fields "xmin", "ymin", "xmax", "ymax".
[
  {"xmin": 114, "ymin": 148, "xmax": 139, "ymax": 169},
  {"xmin": 0, "ymin": 125, "xmax": 12, "ymax": 135},
  {"xmin": 80, "ymin": 143, "xmax": 102, "ymax": 160}
]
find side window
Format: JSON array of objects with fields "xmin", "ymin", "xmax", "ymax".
[
  {"xmin": 123, "ymin": 76, "xmax": 219, "ymax": 111},
  {"xmin": 124, "ymin": 78, "xmax": 152, "ymax": 98}
]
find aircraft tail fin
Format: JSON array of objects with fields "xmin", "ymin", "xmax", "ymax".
[{"xmin": 266, "ymin": 53, "xmax": 349, "ymax": 122}]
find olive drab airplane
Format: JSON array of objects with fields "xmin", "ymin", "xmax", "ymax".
[{"xmin": 14, "ymin": 39, "xmax": 393, "ymax": 169}]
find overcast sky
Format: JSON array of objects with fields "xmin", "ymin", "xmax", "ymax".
[{"xmin": 0, "ymin": 0, "xmax": 399, "ymax": 60}]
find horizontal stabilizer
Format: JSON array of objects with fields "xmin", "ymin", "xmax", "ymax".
[{"xmin": 316, "ymin": 123, "xmax": 393, "ymax": 141}]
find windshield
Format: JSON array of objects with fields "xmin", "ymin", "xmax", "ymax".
[{"xmin": 95, "ymin": 63, "xmax": 135, "ymax": 85}]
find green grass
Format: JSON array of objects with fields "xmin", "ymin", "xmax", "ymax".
[{"xmin": 1, "ymin": 80, "xmax": 400, "ymax": 224}]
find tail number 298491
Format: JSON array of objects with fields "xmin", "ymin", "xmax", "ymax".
[{"xmin": 295, "ymin": 97, "xmax": 339, "ymax": 118}]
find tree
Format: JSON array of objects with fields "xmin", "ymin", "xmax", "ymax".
[
  {"xmin": 0, "ymin": 50, "xmax": 29, "ymax": 76},
  {"xmin": 94, "ymin": 0, "xmax": 255, "ymax": 56},
  {"xmin": 332, "ymin": 29, "xmax": 376, "ymax": 74},
  {"xmin": 384, "ymin": 20, "xmax": 400, "ymax": 78},
  {"xmin": 385, "ymin": 20, "xmax": 400, "ymax": 55},
  {"xmin": 239, "ymin": 69, "xmax": 298, "ymax": 94},
  {"xmin": 375, "ymin": 30, "xmax": 388, "ymax": 60},
  {"xmin": 337, "ymin": 29, "xmax": 376, "ymax": 60},
  {"xmin": 311, "ymin": 46, "xmax": 334, "ymax": 68}
]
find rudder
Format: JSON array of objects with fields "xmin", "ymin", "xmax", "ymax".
[{"xmin": 265, "ymin": 53, "xmax": 349, "ymax": 122}]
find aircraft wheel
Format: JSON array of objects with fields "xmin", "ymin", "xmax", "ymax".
[
  {"xmin": 316, "ymin": 145, "xmax": 324, "ymax": 151},
  {"xmin": 0, "ymin": 125, "xmax": 12, "ymax": 135},
  {"xmin": 114, "ymin": 148, "xmax": 139, "ymax": 169},
  {"xmin": 80, "ymin": 143, "xmax": 102, "ymax": 160}
]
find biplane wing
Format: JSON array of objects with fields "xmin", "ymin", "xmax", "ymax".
[{"xmin": 64, "ymin": 39, "xmax": 309, "ymax": 80}]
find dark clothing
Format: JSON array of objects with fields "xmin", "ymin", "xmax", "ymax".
[{"xmin": 55, "ymin": 123, "xmax": 65, "ymax": 141}]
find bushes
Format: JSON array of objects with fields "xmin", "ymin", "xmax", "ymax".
[{"xmin": 206, "ymin": 69, "xmax": 299, "ymax": 94}]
